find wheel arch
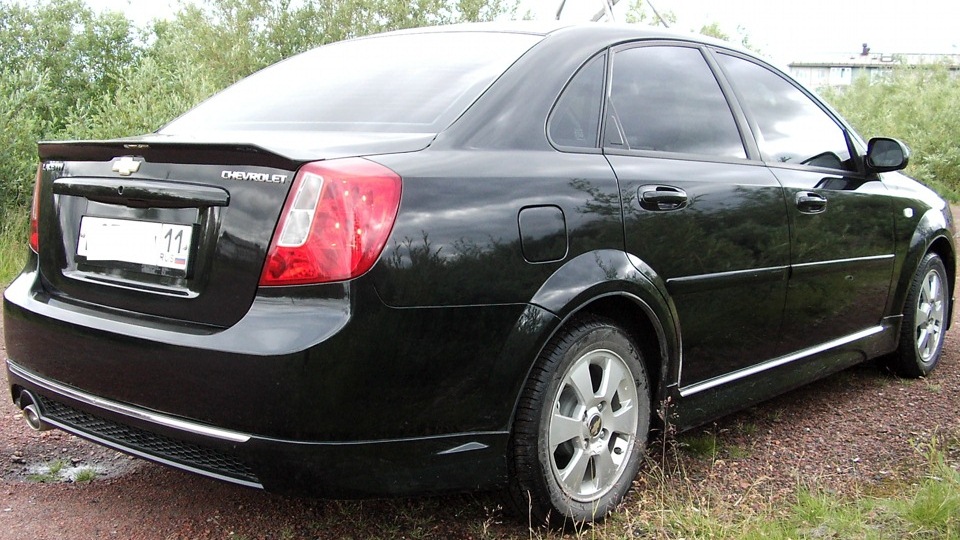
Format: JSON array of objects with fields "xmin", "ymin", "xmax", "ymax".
[
  {"xmin": 891, "ymin": 207, "xmax": 956, "ymax": 330},
  {"xmin": 501, "ymin": 250, "xmax": 681, "ymax": 433},
  {"xmin": 921, "ymin": 236, "xmax": 957, "ymax": 306},
  {"xmin": 567, "ymin": 294, "xmax": 670, "ymax": 414},
  {"xmin": 927, "ymin": 235, "xmax": 955, "ymax": 329}
]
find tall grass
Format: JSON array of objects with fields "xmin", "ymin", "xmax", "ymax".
[
  {"xmin": 607, "ymin": 435, "xmax": 960, "ymax": 540},
  {"xmin": 0, "ymin": 207, "xmax": 28, "ymax": 285}
]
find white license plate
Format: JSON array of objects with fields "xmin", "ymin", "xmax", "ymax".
[{"xmin": 77, "ymin": 217, "xmax": 193, "ymax": 272}]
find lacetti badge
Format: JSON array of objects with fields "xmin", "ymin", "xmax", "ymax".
[
  {"xmin": 112, "ymin": 156, "xmax": 141, "ymax": 176},
  {"xmin": 221, "ymin": 170, "xmax": 287, "ymax": 183}
]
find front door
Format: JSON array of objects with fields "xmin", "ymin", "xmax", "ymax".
[
  {"xmin": 714, "ymin": 52, "xmax": 895, "ymax": 354},
  {"xmin": 604, "ymin": 43, "xmax": 791, "ymax": 387}
]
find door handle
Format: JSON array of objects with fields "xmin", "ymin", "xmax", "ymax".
[
  {"xmin": 640, "ymin": 185, "xmax": 688, "ymax": 211},
  {"xmin": 796, "ymin": 191, "xmax": 827, "ymax": 214}
]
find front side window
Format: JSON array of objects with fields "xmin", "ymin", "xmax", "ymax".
[
  {"xmin": 606, "ymin": 45, "xmax": 746, "ymax": 159},
  {"xmin": 718, "ymin": 54, "xmax": 853, "ymax": 171}
]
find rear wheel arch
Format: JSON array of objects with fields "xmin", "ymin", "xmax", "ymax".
[
  {"xmin": 518, "ymin": 250, "xmax": 681, "ymax": 419},
  {"xmin": 503, "ymin": 289, "xmax": 677, "ymax": 476},
  {"xmin": 571, "ymin": 294, "xmax": 669, "ymax": 406},
  {"xmin": 508, "ymin": 290, "xmax": 677, "ymax": 429}
]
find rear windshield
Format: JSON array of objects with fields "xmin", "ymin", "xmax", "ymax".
[{"xmin": 161, "ymin": 32, "xmax": 541, "ymax": 134}]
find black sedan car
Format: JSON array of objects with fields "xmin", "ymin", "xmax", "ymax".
[{"xmin": 5, "ymin": 22, "xmax": 954, "ymax": 524}]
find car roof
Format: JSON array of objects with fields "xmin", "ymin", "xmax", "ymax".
[{"xmin": 371, "ymin": 21, "xmax": 750, "ymax": 57}]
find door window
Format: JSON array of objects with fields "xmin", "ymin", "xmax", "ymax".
[
  {"xmin": 717, "ymin": 54, "xmax": 854, "ymax": 171},
  {"xmin": 606, "ymin": 46, "xmax": 746, "ymax": 159},
  {"xmin": 548, "ymin": 54, "xmax": 605, "ymax": 148}
]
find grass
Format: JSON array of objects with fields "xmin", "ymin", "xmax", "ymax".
[
  {"xmin": 71, "ymin": 467, "xmax": 98, "ymax": 483},
  {"xmin": 605, "ymin": 436, "xmax": 960, "ymax": 540},
  {"xmin": 336, "ymin": 431, "xmax": 956, "ymax": 540},
  {"xmin": 26, "ymin": 459, "xmax": 67, "ymax": 483},
  {"xmin": 678, "ymin": 429, "xmax": 750, "ymax": 461},
  {"xmin": 679, "ymin": 431, "xmax": 719, "ymax": 459},
  {"xmin": 27, "ymin": 459, "xmax": 99, "ymax": 484}
]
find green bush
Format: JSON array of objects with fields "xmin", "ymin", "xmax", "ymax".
[
  {"xmin": 823, "ymin": 65, "xmax": 960, "ymax": 200},
  {"xmin": 0, "ymin": 66, "xmax": 46, "ymax": 207},
  {"xmin": 0, "ymin": 0, "xmax": 141, "ymax": 205},
  {"xmin": 0, "ymin": 0, "xmax": 518, "ymax": 215}
]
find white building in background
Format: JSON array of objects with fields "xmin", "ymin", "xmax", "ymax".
[{"xmin": 788, "ymin": 44, "xmax": 960, "ymax": 89}]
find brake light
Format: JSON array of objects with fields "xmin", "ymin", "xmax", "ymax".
[
  {"xmin": 260, "ymin": 158, "xmax": 401, "ymax": 286},
  {"xmin": 29, "ymin": 165, "xmax": 41, "ymax": 253}
]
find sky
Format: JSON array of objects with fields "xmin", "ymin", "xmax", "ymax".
[{"xmin": 82, "ymin": 0, "xmax": 960, "ymax": 66}]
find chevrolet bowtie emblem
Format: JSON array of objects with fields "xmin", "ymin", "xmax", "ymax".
[{"xmin": 112, "ymin": 156, "xmax": 142, "ymax": 176}]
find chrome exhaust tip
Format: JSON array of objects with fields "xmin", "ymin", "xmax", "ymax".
[{"xmin": 17, "ymin": 391, "xmax": 51, "ymax": 432}]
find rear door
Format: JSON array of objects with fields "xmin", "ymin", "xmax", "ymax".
[
  {"xmin": 603, "ymin": 43, "xmax": 791, "ymax": 388},
  {"xmin": 714, "ymin": 52, "xmax": 895, "ymax": 354}
]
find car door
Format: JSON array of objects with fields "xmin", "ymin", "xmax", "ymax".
[
  {"xmin": 714, "ymin": 52, "xmax": 895, "ymax": 354},
  {"xmin": 603, "ymin": 43, "xmax": 791, "ymax": 388}
]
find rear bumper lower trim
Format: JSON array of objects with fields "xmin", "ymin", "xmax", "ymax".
[
  {"xmin": 36, "ymin": 408, "xmax": 263, "ymax": 489},
  {"xmin": 8, "ymin": 360, "xmax": 252, "ymax": 443}
]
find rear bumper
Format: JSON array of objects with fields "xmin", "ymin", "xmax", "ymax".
[
  {"xmin": 3, "ymin": 261, "xmax": 354, "ymax": 439},
  {"xmin": 8, "ymin": 359, "xmax": 509, "ymax": 496},
  {"xmin": 4, "ymin": 261, "xmax": 535, "ymax": 496}
]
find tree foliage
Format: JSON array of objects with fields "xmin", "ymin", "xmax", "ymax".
[
  {"xmin": 822, "ymin": 65, "xmax": 960, "ymax": 200},
  {"xmin": 624, "ymin": 3, "xmax": 759, "ymax": 54},
  {"xmin": 0, "ymin": 0, "xmax": 516, "ymax": 207},
  {"xmin": 624, "ymin": 0, "xmax": 676, "ymax": 27},
  {"xmin": 698, "ymin": 22, "xmax": 760, "ymax": 53},
  {"xmin": 0, "ymin": 0, "xmax": 140, "ymax": 128},
  {"xmin": 0, "ymin": 0, "xmax": 141, "ymax": 204}
]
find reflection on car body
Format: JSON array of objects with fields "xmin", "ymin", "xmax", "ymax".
[{"xmin": 5, "ymin": 22, "xmax": 954, "ymax": 526}]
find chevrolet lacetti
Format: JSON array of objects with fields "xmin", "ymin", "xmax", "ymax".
[{"xmin": 5, "ymin": 22, "xmax": 954, "ymax": 525}]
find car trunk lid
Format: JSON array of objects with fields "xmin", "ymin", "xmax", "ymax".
[{"xmin": 34, "ymin": 133, "xmax": 430, "ymax": 328}]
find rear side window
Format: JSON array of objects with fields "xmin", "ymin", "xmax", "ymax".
[
  {"xmin": 717, "ymin": 54, "xmax": 853, "ymax": 171},
  {"xmin": 548, "ymin": 54, "xmax": 605, "ymax": 148},
  {"xmin": 162, "ymin": 32, "xmax": 541, "ymax": 134},
  {"xmin": 606, "ymin": 45, "xmax": 746, "ymax": 159}
]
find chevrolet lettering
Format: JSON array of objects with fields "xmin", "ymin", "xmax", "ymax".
[{"xmin": 220, "ymin": 170, "xmax": 287, "ymax": 183}]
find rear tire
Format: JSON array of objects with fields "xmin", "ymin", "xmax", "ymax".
[
  {"xmin": 890, "ymin": 252, "xmax": 949, "ymax": 377},
  {"xmin": 508, "ymin": 316, "xmax": 650, "ymax": 527}
]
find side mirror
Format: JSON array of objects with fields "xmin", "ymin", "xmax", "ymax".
[{"xmin": 866, "ymin": 137, "xmax": 910, "ymax": 173}]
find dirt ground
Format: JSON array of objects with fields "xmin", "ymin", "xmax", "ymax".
[{"xmin": 1, "ymin": 307, "xmax": 958, "ymax": 539}]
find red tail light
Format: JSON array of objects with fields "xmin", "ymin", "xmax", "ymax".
[
  {"xmin": 260, "ymin": 158, "xmax": 402, "ymax": 286},
  {"xmin": 29, "ymin": 165, "xmax": 41, "ymax": 253}
]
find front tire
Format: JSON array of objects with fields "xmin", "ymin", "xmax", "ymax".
[
  {"xmin": 890, "ymin": 252, "xmax": 950, "ymax": 377},
  {"xmin": 508, "ymin": 316, "xmax": 651, "ymax": 526}
]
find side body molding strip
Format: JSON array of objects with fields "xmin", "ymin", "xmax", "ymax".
[{"xmin": 678, "ymin": 325, "xmax": 885, "ymax": 397}]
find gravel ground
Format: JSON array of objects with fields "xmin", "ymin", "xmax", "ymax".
[{"xmin": 2, "ymin": 298, "xmax": 958, "ymax": 539}]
